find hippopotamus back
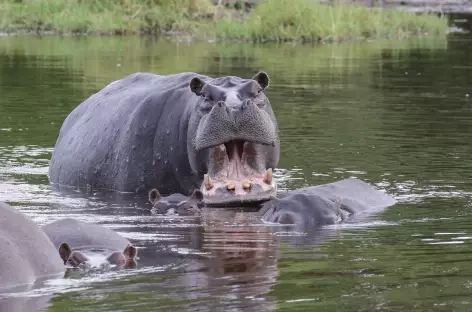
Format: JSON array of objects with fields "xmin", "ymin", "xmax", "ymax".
[
  {"xmin": 42, "ymin": 218, "xmax": 130, "ymax": 251},
  {"xmin": 281, "ymin": 177, "xmax": 397, "ymax": 213},
  {"xmin": 0, "ymin": 202, "xmax": 64, "ymax": 291},
  {"xmin": 260, "ymin": 178, "xmax": 397, "ymax": 230}
]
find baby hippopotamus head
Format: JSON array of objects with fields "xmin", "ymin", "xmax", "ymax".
[
  {"xmin": 261, "ymin": 192, "xmax": 350, "ymax": 230},
  {"xmin": 148, "ymin": 188, "xmax": 204, "ymax": 216},
  {"xmin": 58, "ymin": 243, "xmax": 138, "ymax": 270}
]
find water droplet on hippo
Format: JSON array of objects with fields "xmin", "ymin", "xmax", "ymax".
[
  {"xmin": 132, "ymin": 145, "xmax": 136, "ymax": 150},
  {"xmin": 164, "ymin": 160, "xmax": 168, "ymax": 164},
  {"xmin": 175, "ymin": 168, "xmax": 179, "ymax": 172},
  {"xmin": 166, "ymin": 130, "xmax": 170, "ymax": 135},
  {"xmin": 156, "ymin": 153, "xmax": 161, "ymax": 160},
  {"xmin": 170, "ymin": 146, "xmax": 174, "ymax": 152},
  {"xmin": 152, "ymin": 160, "xmax": 156, "ymax": 165}
]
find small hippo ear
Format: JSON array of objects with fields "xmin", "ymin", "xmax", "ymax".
[
  {"xmin": 252, "ymin": 71, "xmax": 270, "ymax": 90},
  {"xmin": 190, "ymin": 77, "xmax": 205, "ymax": 96},
  {"xmin": 148, "ymin": 188, "xmax": 162, "ymax": 205},
  {"xmin": 58, "ymin": 242, "xmax": 72, "ymax": 264},
  {"xmin": 124, "ymin": 244, "xmax": 138, "ymax": 259},
  {"xmin": 189, "ymin": 189, "xmax": 204, "ymax": 203}
]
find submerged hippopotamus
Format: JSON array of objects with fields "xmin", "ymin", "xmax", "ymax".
[
  {"xmin": 0, "ymin": 202, "xmax": 64, "ymax": 291},
  {"xmin": 148, "ymin": 188, "xmax": 204, "ymax": 216},
  {"xmin": 260, "ymin": 178, "xmax": 397, "ymax": 230},
  {"xmin": 42, "ymin": 219, "xmax": 137, "ymax": 270},
  {"xmin": 48, "ymin": 71, "xmax": 279, "ymax": 206}
]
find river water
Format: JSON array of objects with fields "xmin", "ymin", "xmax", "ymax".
[{"xmin": 1, "ymin": 16, "xmax": 472, "ymax": 311}]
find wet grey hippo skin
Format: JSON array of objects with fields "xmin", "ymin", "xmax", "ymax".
[
  {"xmin": 48, "ymin": 71, "xmax": 279, "ymax": 206},
  {"xmin": 148, "ymin": 188, "xmax": 204, "ymax": 216},
  {"xmin": 0, "ymin": 202, "xmax": 64, "ymax": 291},
  {"xmin": 260, "ymin": 178, "xmax": 397, "ymax": 230},
  {"xmin": 42, "ymin": 218, "xmax": 137, "ymax": 269}
]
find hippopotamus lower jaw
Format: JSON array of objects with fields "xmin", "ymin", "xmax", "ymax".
[{"xmin": 200, "ymin": 140, "xmax": 277, "ymax": 206}]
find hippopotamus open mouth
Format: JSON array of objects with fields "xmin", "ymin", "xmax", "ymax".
[
  {"xmin": 200, "ymin": 140, "xmax": 276, "ymax": 206},
  {"xmin": 189, "ymin": 71, "xmax": 280, "ymax": 207}
]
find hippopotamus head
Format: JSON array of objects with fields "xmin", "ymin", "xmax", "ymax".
[
  {"xmin": 187, "ymin": 71, "xmax": 280, "ymax": 206},
  {"xmin": 260, "ymin": 192, "xmax": 349, "ymax": 230},
  {"xmin": 58, "ymin": 242, "xmax": 138, "ymax": 270},
  {"xmin": 148, "ymin": 188, "xmax": 204, "ymax": 216}
]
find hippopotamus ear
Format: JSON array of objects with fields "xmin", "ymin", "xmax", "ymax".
[
  {"xmin": 190, "ymin": 77, "xmax": 205, "ymax": 96},
  {"xmin": 189, "ymin": 189, "xmax": 204, "ymax": 203},
  {"xmin": 58, "ymin": 242, "xmax": 72, "ymax": 264},
  {"xmin": 148, "ymin": 188, "xmax": 162, "ymax": 205},
  {"xmin": 123, "ymin": 244, "xmax": 138, "ymax": 259},
  {"xmin": 252, "ymin": 71, "xmax": 270, "ymax": 90}
]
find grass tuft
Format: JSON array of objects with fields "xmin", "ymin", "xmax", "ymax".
[
  {"xmin": 0, "ymin": 0, "xmax": 450, "ymax": 43},
  {"xmin": 215, "ymin": 0, "xmax": 449, "ymax": 43}
]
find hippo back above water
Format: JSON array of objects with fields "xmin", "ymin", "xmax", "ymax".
[
  {"xmin": 260, "ymin": 178, "xmax": 397, "ymax": 231},
  {"xmin": 0, "ymin": 202, "xmax": 64, "ymax": 291},
  {"xmin": 48, "ymin": 71, "xmax": 280, "ymax": 206}
]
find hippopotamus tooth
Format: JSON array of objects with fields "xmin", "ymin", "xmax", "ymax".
[{"xmin": 263, "ymin": 168, "xmax": 273, "ymax": 185}]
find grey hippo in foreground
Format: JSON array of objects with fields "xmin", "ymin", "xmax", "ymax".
[
  {"xmin": 48, "ymin": 71, "xmax": 279, "ymax": 207},
  {"xmin": 260, "ymin": 178, "xmax": 397, "ymax": 230},
  {"xmin": 0, "ymin": 202, "xmax": 64, "ymax": 292},
  {"xmin": 42, "ymin": 219, "xmax": 138, "ymax": 270}
]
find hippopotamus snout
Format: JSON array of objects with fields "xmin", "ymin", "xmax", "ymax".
[{"xmin": 194, "ymin": 94, "xmax": 277, "ymax": 151}]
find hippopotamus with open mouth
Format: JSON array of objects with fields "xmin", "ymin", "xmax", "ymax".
[{"xmin": 48, "ymin": 71, "xmax": 279, "ymax": 206}]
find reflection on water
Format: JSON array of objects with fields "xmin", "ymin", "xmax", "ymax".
[{"xmin": 1, "ymin": 25, "xmax": 472, "ymax": 310}]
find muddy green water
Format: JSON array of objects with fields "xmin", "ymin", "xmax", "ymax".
[{"xmin": 1, "ymin": 25, "xmax": 472, "ymax": 311}]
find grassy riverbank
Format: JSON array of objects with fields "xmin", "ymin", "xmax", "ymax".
[{"xmin": 0, "ymin": 0, "xmax": 449, "ymax": 43}]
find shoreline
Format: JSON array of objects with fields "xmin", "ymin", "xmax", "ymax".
[{"xmin": 0, "ymin": 0, "xmax": 451, "ymax": 44}]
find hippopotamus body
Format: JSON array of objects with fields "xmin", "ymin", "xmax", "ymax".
[
  {"xmin": 48, "ymin": 71, "xmax": 279, "ymax": 206},
  {"xmin": 42, "ymin": 219, "xmax": 137, "ymax": 270},
  {"xmin": 148, "ymin": 188, "xmax": 204, "ymax": 216},
  {"xmin": 260, "ymin": 178, "xmax": 397, "ymax": 230},
  {"xmin": 0, "ymin": 202, "xmax": 64, "ymax": 291}
]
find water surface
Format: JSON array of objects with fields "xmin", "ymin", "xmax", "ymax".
[{"xmin": 1, "ymin": 25, "xmax": 472, "ymax": 311}]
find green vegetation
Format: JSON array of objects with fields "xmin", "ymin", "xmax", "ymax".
[{"xmin": 0, "ymin": 0, "xmax": 449, "ymax": 43}]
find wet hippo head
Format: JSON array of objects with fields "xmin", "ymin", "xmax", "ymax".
[
  {"xmin": 148, "ymin": 188, "xmax": 204, "ymax": 216},
  {"xmin": 58, "ymin": 242, "xmax": 138, "ymax": 270},
  {"xmin": 261, "ymin": 193, "xmax": 346, "ymax": 230},
  {"xmin": 187, "ymin": 71, "xmax": 280, "ymax": 206}
]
